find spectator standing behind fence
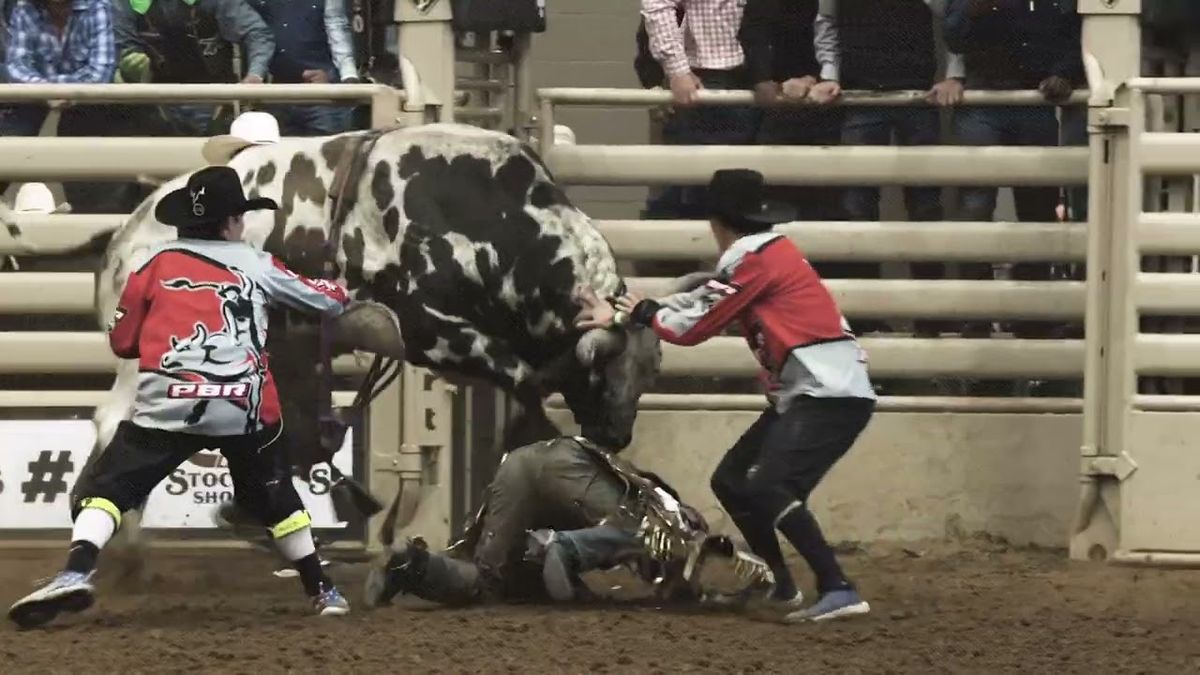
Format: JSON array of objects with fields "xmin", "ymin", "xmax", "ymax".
[
  {"xmin": 641, "ymin": 0, "xmax": 758, "ymax": 220},
  {"xmin": 739, "ymin": 0, "xmax": 849, "ymax": 275},
  {"xmin": 831, "ymin": 0, "xmax": 965, "ymax": 338},
  {"xmin": 0, "ymin": 0, "xmax": 145, "ymax": 213},
  {"xmin": 245, "ymin": 0, "xmax": 358, "ymax": 136},
  {"xmin": 111, "ymin": 0, "xmax": 275, "ymax": 136},
  {"xmin": 944, "ymin": 0, "xmax": 1085, "ymax": 342}
]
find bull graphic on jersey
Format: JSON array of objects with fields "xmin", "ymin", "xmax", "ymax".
[{"xmin": 158, "ymin": 269, "xmax": 268, "ymax": 432}]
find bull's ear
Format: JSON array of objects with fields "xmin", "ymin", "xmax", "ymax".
[{"xmin": 575, "ymin": 327, "xmax": 624, "ymax": 366}]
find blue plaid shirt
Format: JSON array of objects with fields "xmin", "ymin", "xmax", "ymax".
[{"xmin": 5, "ymin": 0, "xmax": 116, "ymax": 84}]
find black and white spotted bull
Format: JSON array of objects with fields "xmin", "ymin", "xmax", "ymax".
[{"xmin": 87, "ymin": 123, "xmax": 671, "ymax": 552}]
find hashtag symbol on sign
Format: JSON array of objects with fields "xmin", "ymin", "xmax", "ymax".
[{"xmin": 21, "ymin": 451, "xmax": 74, "ymax": 503}]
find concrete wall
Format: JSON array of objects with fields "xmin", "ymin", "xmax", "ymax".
[
  {"xmin": 527, "ymin": 0, "xmax": 648, "ymax": 218},
  {"xmin": 549, "ymin": 409, "xmax": 1082, "ymax": 547}
]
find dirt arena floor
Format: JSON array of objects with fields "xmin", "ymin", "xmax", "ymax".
[{"xmin": 3, "ymin": 541, "xmax": 1200, "ymax": 674}]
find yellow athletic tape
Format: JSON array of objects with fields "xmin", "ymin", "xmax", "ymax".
[
  {"xmin": 78, "ymin": 497, "xmax": 122, "ymax": 529},
  {"xmin": 270, "ymin": 510, "xmax": 313, "ymax": 539}
]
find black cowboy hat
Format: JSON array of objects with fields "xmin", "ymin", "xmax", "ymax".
[
  {"xmin": 155, "ymin": 165, "xmax": 278, "ymax": 228},
  {"xmin": 706, "ymin": 168, "xmax": 797, "ymax": 233}
]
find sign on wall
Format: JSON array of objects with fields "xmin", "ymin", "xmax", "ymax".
[{"xmin": 0, "ymin": 420, "xmax": 355, "ymax": 530}]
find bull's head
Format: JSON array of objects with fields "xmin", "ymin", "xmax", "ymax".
[
  {"xmin": 561, "ymin": 321, "xmax": 662, "ymax": 451},
  {"xmin": 559, "ymin": 273, "xmax": 712, "ymax": 450}
]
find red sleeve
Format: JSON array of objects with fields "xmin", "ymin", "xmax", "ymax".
[
  {"xmin": 261, "ymin": 255, "xmax": 350, "ymax": 314},
  {"xmin": 649, "ymin": 254, "xmax": 768, "ymax": 346},
  {"xmin": 107, "ymin": 262, "xmax": 152, "ymax": 359}
]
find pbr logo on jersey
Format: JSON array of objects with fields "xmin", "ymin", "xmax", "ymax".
[{"xmin": 167, "ymin": 382, "xmax": 251, "ymax": 399}]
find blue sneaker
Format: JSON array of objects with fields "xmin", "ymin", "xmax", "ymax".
[
  {"xmin": 7, "ymin": 571, "xmax": 96, "ymax": 629},
  {"xmin": 784, "ymin": 588, "xmax": 870, "ymax": 623},
  {"xmin": 313, "ymin": 584, "xmax": 350, "ymax": 616}
]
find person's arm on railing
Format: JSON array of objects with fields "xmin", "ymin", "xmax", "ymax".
[
  {"xmin": 1040, "ymin": 8, "xmax": 1082, "ymax": 103},
  {"xmin": 739, "ymin": 0, "xmax": 783, "ymax": 104},
  {"xmin": 641, "ymin": 0, "xmax": 697, "ymax": 105},
  {"xmin": 48, "ymin": 0, "xmax": 116, "ymax": 84},
  {"xmin": 809, "ymin": 10, "xmax": 840, "ymax": 103},
  {"xmin": 4, "ymin": 1, "xmax": 48, "ymax": 83},
  {"xmin": 216, "ymin": 0, "xmax": 275, "ymax": 83},
  {"xmin": 927, "ymin": 0, "xmax": 965, "ymax": 105},
  {"xmin": 324, "ymin": 0, "xmax": 358, "ymax": 82}
]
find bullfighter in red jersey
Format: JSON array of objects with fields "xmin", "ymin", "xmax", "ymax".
[
  {"xmin": 8, "ymin": 166, "xmax": 353, "ymax": 628},
  {"xmin": 577, "ymin": 169, "xmax": 877, "ymax": 622}
]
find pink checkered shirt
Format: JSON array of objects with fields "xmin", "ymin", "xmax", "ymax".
[{"xmin": 642, "ymin": 0, "xmax": 745, "ymax": 78}]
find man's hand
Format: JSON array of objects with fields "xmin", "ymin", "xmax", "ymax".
[
  {"xmin": 668, "ymin": 72, "xmax": 703, "ymax": 106},
  {"xmin": 780, "ymin": 76, "xmax": 817, "ymax": 101},
  {"xmin": 574, "ymin": 286, "xmax": 617, "ymax": 330},
  {"xmin": 1039, "ymin": 75, "xmax": 1073, "ymax": 104},
  {"xmin": 808, "ymin": 80, "xmax": 841, "ymax": 104},
  {"xmin": 615, "ymin": 291, "xmax": 646, "ymax": 316},
  {"xmin": 303, "ymin": 69, "xmax": 331, "ymax": 84},
  {"xmin": 118, "ymin": 50, "xmax": 152, "ymax": 84},
  {"xmin": 753, "ymin": 81, "xmax": 783, "ymax": 106},
  {"xmin": 242, "ymin": 74, "xmax": 265, "ymax": 85},
  {"xmin": 927, "ymin": 78, "xmax": 964, "ymax": 106}
]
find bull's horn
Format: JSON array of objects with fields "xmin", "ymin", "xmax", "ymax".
[
  {"xmin": 576, "ymin": 327, "xmax": 623, "ymax": 366},
  {"xmin": 331, "ymin": 300, "xmax": 406, "ymax": 360}
]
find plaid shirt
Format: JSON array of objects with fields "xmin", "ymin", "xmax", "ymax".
[
  {"xmin": 642, "ymin": 0, "xmax": 745, "ymax": 78},
  {"xmin": 5, "ymin": 0, "xmax": 116, "ymax": 84}
]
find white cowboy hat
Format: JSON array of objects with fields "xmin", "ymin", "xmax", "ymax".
[
  {"xmin": 13, "ymin": 182, "xmax": 69, "ymax": 214},
  {"xmin": 201, "ymin": 111, "xmax": 281, "ymax": 165}
]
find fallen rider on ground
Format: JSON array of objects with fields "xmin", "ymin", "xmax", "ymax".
[{"xmin": 362, "ymin": 434, "xmax": 776, "ymax": 609}]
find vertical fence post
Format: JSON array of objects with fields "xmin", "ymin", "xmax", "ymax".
[
  {"xmin": 1073, "ymin": 0, "xmax": 1142, "ymax": 561},
  {"xmin": 395, "ymin": 0, "xmax": 457, "ymax": 123}
]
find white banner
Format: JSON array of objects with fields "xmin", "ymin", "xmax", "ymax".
[{"xmin": 0, "ymin": 420, "xmax": 355, "ymax": 530}]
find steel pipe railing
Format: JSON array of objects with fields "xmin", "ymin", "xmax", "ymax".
[
  {"xmin": 536, "ymin": 87, "xmax": 1090, "ymax": 108},
  {"xmin": 546, "ymin": 393, "xmax": 1083, "ymax": 414},
  {"xmin": 543, "ymin": 144, "xmax": 1090, "ymax": 187}
]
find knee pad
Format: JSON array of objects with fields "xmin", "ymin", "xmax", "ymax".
[{"xmin": 74, "ymin": 496, "xmax": 123, "ymax": 529}]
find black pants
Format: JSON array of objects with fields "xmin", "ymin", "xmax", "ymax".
[
  {"xmin": 72, "ymin": 421, "xmax": 305, "ymax": 532},
  {"xmin": 711, "ymin": 398, "xmax": 874, "ymax": 533}
]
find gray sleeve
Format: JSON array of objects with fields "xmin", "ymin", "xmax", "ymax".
[
  {"xmin": 256, "ymin": 253, "xmax": 349, "ymax": 317},
  {"xmin": 216, "ymin": 0, "xmax": 275, "ymax": 79},
  {"xmin": 926, "ymin": 0, "xmax": 966, "ymax": 80},
  {"xmin": 813, "ymin": 12, "xmax": 839, "ymax": 82},
  {"xmin": 324, "ymin": 0, "xmax": 357, "ymax": 80}
]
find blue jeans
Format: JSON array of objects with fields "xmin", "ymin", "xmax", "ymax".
[
  {"xmin": 271, "ymin": 104, "xmax": 355, "ymax": 136},
  {"xmin": 646, "ymin": 68, "xmax": 758, "ymax": 220},
  {"xmin": 841, "ymin": 107, "xmax": 943, "ymax": 222},
  {"xmin": 556, "ymin": 524, "xmax": 642, "ymax": 571}
]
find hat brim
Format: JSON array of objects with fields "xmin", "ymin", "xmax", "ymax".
[
  {"xmin": 201, "ymin": 136, "xmax": 261, "ymax": 165},
  {"xmin": 713, "ymin": 199, "xmax": 797, "ymax": 227},
  {"xmin": 155, "ymin": 185, "xmax": 279, "ymax": 228}
]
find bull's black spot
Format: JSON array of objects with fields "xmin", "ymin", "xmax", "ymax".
[
  {"xmin": 282, "ymin": 227, "xmax": 329, "ymax": 279},
  {"xmin": 530, "ymin": 182, "xmax": 568, "ymax": 209},
  {"xmin": 243, "ymin": 169, "xmax": 256, "ymax": 186},
  {"xmin": 383, "ymin": 206, "xmax": 400, "ymax": 241},
  {"xmin": 341, "ymin": 229, "xmax": 366, "ymax": 290},
  {"xmin": 257, "ymin": 162, "xmax": 276, "ymax": 185},
  {"xmin": 371, "ymin": 160, "xmax": 394, "ymax": 212},
  {"xmin": 265, "ymin": 154, "xmax": 327, "ymax": 257},
  {"xmin": 320, "ymin": 136, "xmax": 352, "ymax": 172}
]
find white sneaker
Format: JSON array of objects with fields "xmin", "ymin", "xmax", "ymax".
[{"xmin": 8, "ymin": 571, "xmax": 96, "ymax": 629}]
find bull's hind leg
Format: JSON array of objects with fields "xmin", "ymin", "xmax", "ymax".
[{"xmin": 84, "ymin": 359, "xmax": 147, "ymax": 586}]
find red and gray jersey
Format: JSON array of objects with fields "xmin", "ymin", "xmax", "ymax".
[
  {"xmin": 107, "ymin": 239, "xmax": 349, "ymax": 437},
  {"xmin": 632, "ymin": 232, "xmax": 876, "ymax": 410}
]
